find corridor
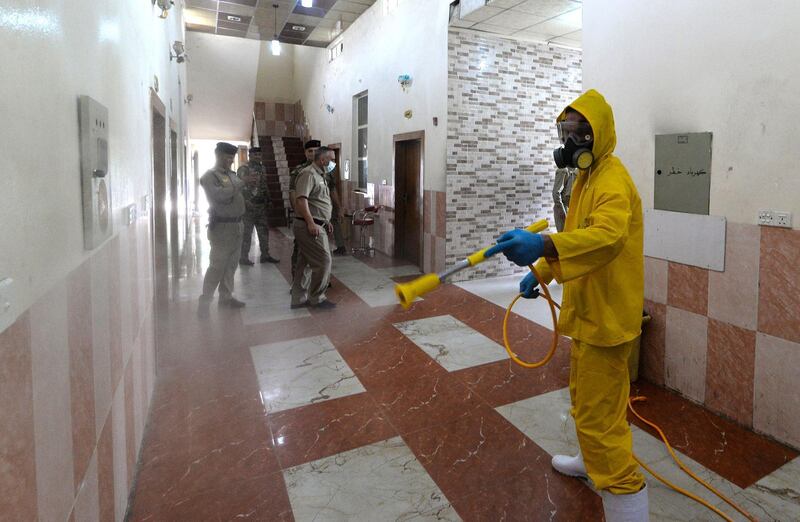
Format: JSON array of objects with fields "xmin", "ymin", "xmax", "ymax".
[{"xmin": 125, "ymin": 226, "xmax": 798, "ymax": 520}]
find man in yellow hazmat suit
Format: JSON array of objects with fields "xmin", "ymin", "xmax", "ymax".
[{"xmin": 486, "ymin": 89, "xmax": 648, "ymax": 521}]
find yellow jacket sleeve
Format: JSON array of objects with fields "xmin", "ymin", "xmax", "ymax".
[{"xmin": 547, "ymin": 189, "xmax": 632, "ymax": 283}]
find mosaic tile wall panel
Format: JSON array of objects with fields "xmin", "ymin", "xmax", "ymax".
[
  {"xmin": 445, "ymin": 29, "xmax": 582, "ymax": 281},
  {"xmin": 254, "ymin": 101, "xmax": 308, "ymax": 138}
]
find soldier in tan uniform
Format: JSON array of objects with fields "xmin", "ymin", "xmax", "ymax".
[
  {"xmin": 289, "ymin": 139, "xmax": 319, "ymax": 283},
  {"xmin": 198, "ymin": 142, "xmax": 246, "ymax": 317},
  {"xmin": 290, "ymin": 146, "xmax": 337, "ymax": 310}
]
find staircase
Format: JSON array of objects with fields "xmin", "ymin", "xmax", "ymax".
[{"xmin": 260, "ymin": 140, "xmax": 287, "ymax": 227}]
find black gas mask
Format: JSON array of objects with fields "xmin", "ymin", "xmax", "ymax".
[{"xmin": 553, "ymin": 120, "xmax": 594, "ymax": 169}]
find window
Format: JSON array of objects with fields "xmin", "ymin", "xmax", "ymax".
[
  {"xmin": 329, "ymin": 39, "xmax": 343, "ymax": 62},
  {"xmin": 355, "ymin": 92, "xmax": 368, "ymax": 188}
]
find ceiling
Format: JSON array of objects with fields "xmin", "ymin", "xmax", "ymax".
[
  {"xmin": 184, "ymin": 0, "xmax": 377, "ymax": 48},
  {"xmin": 451, "ymin": 0, "xmax": 582, "ymax": 49}
]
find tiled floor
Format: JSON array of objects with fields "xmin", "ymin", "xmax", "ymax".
[{"xmin": 128, "ymin": 226, "xmax": 799, "ymax": 521}]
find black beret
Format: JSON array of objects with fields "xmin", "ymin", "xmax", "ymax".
[
  {"xmin": 215, "ymin": 142, "xmax": 238, "ymax": 154},
  {"xmin": 304, "ymin": 140, "xmax": 321, "ymax": 150},
  {"xmin": 249, "ymin": 147, "xmax": 262, "ymax": 153}
]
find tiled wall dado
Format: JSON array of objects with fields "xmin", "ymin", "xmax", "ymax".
[
  {"xmin": 0, "ymin": 218, "xmax": 156, "ymax": 521},
  {"xmin": 254, "ymin": 100, "xmax": 308, "ymax": 138},
  {"xmin": 445, "ymin": 29, "xmax": 582, "ymax": 281},
  {"xmin": 640, "ymin": 222, "xmax": 800, "ymax": 450}
]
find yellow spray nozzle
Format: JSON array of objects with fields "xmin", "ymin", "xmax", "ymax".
[
  {"xmin": 394, "ymin": 219, "xmax": 549, "ymax": 309},
  {"xmin": 395, "ymin": 273, "xmax": 441, "ymax": 309}
]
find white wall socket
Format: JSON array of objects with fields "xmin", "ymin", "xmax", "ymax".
[
  {"xmin": 776, "ymin": 212, "xmax": 792, "ymax": 228},
  {"xmin": 759, "ymin": 210, "xmax": 792, "ymax": 228}
]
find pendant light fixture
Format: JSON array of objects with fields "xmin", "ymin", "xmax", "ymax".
[{"xmin": 271, "ymin": 4, "xmax": 281, "ymax": 56}]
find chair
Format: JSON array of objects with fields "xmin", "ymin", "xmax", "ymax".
[{"xmin": 351, "ymin": 205, "xmax": 382, "ymax": 256}]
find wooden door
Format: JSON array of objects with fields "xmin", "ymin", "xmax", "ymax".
[{"xmin": 394, "ymin": 139, "xmax": 422, "ymax": 265}]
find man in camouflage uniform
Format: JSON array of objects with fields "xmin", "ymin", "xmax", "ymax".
[
  {"xmin": 238, "ymin": 147, "xmax": 279, "ymax": 265},
  {"xmin": 289, "ymin": 140, "xmax": 320, "ymax": 282}
]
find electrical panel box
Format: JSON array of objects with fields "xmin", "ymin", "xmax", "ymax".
[
  {"xmin": 654, "ymin": 132, "xmax": 712, "ymax": 215},
  {"xmin": 79, "ymin": 95, "xmax": 112, "ymax": 249}
]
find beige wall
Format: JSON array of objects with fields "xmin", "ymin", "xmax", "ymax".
[
  {"xmin": 293, "ymin": 0, "xmax": 450, "ymax": 192},
  {"xmin": 186, "ymin": 31, "xmax": 260, "ymax": 141},
  {"xmin": 255, "ymin": 41, "xmax": 297, "ymax": 104},
  {"xmin": 583, "ymin": 0, "xmax": 800, "ymax": 227},
  {"xmin": 0, "ymin": 0, "xmax": 187, "ymax": 332}
]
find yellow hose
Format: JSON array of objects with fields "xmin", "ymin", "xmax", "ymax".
[{"xmin": 501, "ymin": 265, "xmax": 756, "ymax": 522}]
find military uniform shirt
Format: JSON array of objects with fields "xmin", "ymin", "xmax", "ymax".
[
  {"xmin": 295, "ymin": 163, "xmax": 332, "ymax": 221},
  {"xmin": 200, "ymin": 166, "xmax": 245, "ymax": 218},
  {"xmin": 289, "ymin": 160, "xmax": 311, "ymax": 192}
]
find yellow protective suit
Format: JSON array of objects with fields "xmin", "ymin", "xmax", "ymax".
[{"xmin": 536, "ymin": 89, "xmax": 645, "ymax": 494}]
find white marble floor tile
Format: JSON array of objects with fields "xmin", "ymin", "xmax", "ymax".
[
  {"xmin": 496, "ymin": 387, "xmax": 749, "ymax": 522},
  {"xmin": 250, "ymin": 335, "xmax": 365, "ymax": 413},
  {"xmin": 456, "ymin": 273, "xmax": 563, "ymax": 331},
  {"xmin": 704, "ymin": 457, "xmax": 800, "ymax": 522},
  {"xmin": 284, "ymin": 436, "xmax": 460, "ymax": 521},
  {"xmin": 237, "ymin": 263, "xmax": 311, "ymax": 324},
  {"xmin": 332, "ymin": 256, "xmax": 419, "ymax": 308},
  {"xmin": 393, "ymin": 315, "xmax": 508, "ymax": 372}
]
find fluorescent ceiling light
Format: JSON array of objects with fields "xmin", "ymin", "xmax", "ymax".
[{"xmin": 301, "ymin": 0, "xmax": 313, "ymax": 7}]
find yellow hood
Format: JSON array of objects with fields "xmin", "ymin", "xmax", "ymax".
[{"xmin": 558, "ymin": 89, "xmax": 617, "ymax": 162}]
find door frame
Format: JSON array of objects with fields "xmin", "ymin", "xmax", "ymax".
[
  {"xmin": 150, "ymin": 89, "xmax": 167, "ymax": 371},
  {"xmin": 392, "ymin": 130, "xmax": 425, "ymax": 265}
]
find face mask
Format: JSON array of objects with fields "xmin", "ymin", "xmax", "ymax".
[
  {"xmin": 553, "ymin": 136, "xmax": 594, "ymax": 170},
  {"xmin": 325, "ymin": 161, "xmax": 336, "ymax": 174}
]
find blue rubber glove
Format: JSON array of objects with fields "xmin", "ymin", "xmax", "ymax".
[
  {"xmin": 519, "ymin": 272, "xmax": 540, "ymax": 299},
  {"xmin": 484, "ymin": 229, "xmax": 545, "ymax": 267}
]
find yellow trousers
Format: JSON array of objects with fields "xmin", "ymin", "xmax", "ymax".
[{"xmin": 569, "ymin": 338, "xmax": 644, "ymax": 494}]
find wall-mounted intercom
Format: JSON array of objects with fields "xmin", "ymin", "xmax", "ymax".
[{"xmin": 79, "ymin": 95, "xmax": 112, "ymax": 249}]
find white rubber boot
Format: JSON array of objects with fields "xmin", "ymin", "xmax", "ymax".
[
  {"xmin": 601, "ymin": 485, "xmax": 650, "ymax": 522},
  {"xmin": 551, "ymin": 453, "xmax": 589, "ymax": 479}
]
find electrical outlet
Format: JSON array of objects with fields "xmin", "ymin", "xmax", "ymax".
[
  {"xmin": 776, "ymin": 212, "xmax": 792, "ymax": 228},
  {"xmin": 758, "ymin": 210, "xmax": 774, "ymax": 226}
]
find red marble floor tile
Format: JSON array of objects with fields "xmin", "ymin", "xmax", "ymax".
[
  {"xmin": 373, "ymin": 372, "xmax": 484, "ymax": 435},
  {"xmin": 246, "ymin": 316, "xmax": 323, "ymax": 346},
  {"xmin": 641, "ymin": 299, "xmax": 666, "ymax": 385},
  {"xmin": 96, "ymin": 417, "xmax": 115, "ymax": 522},
  {"xmin": 705, "ymin": 319, "xmax": 756, "ymax": 427},
  {"xmin": 450, "ymin": 467, "xmax": 603, "ymax": 522},
  {"xmin": 629, "ymin": 381, "xmax": 797, "ymax": 488},
  {"xmin": 758, "ymin": 226, "xmax": 800, "ymax": 344},
  {"xmin": 129, "ymin": 470, "xmax": 293, "ymax": 522},
  {"xmin": 146, "ymin": 383, "xmax": 266, "ymax": 445},
  {"xmin": 455, "ymin": 353, "xmax": 570, "ymax": 408},
  {"xmin": 667, "ymin": 261, "xmax": 709, "ymax": 316},
  {"xmin": 67, "ymin": 262, "xmax": 97, "ymax": 487},
  {"xmin": 132, "ymin": 415, "xmax": 279, "ymax": 507},
  {"xmin": 341, "ymin": 337, "xmax": 447, "ymax": 391},
  {"xmin": 404, "ymin": 406, "xmax": 548, "ymax": 504},
  {"xmin": 268, "ymin": 393, "xmax": 396, "ymax": 469},
  {"xmin": 0, "ymin": 312, "xmax": 38, "ymax": 521}
]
